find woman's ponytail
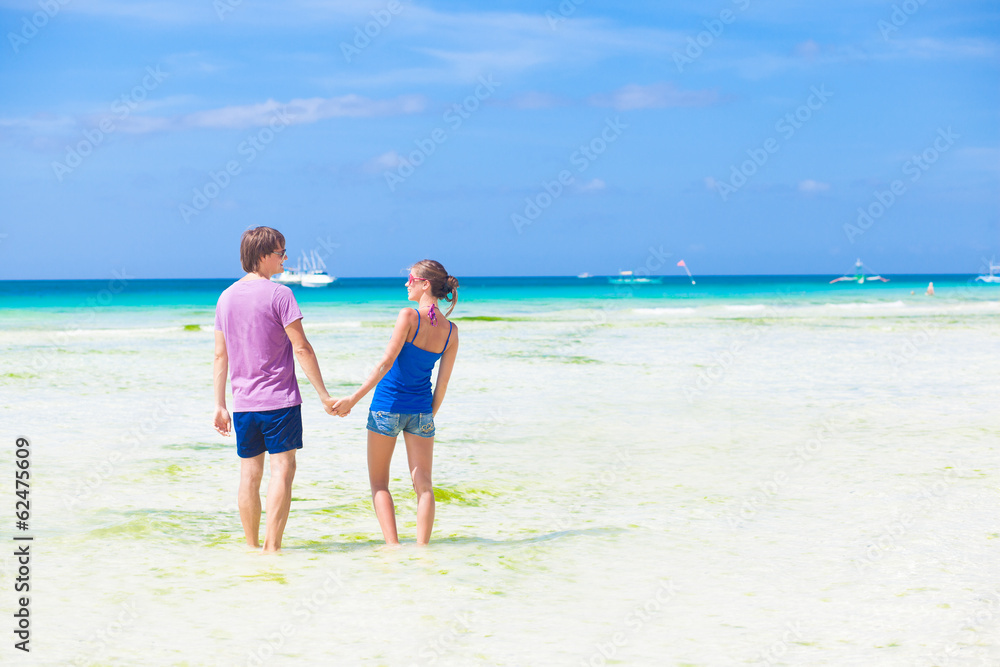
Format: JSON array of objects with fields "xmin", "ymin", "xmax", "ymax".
[{"xmin": 443, "ymin": 274, "xmax": 459, "ymax": 316}]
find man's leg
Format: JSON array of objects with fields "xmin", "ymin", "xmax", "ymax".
[
  {"xmin": 262, "ymin": 449, "xmax": 296, "ymax": 553},
  {"xmin": 238, "ymin": 454, "xmax": 265, "ymax": 548}
]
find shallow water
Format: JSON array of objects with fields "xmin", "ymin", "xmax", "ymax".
[{"xmin": 1, "ymin": 278, "xmax": 998, "ymax": 665}]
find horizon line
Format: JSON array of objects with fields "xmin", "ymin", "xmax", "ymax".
[{"xmin": 0, "ymin": 272, "xmax": 989, "ymax": 282}]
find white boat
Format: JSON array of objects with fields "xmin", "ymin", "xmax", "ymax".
[
  {"xmin": 299, "ymin": 250, "xmax": 336, "ymax": 288},
  {"xmin": 271, "ymin": 263, "xmax": 302, "ymax": 285},
  {"xmin": 829, "ymin": 259, "xmax": 888, "ymax": 284},
  {"xmin": 577, "ymin": 272, "xmax": 593, "ymax": 279},
  {"xmin": 271, "ymin": 254, "xmax": 302, "ymax": 285},
  {"xmin": 975, "ymin": 259, "xmax": 1000, "ymax": 283},
  {"xmin": 608, "ymin": 270, "xmax": 663, "ymax": 285}
]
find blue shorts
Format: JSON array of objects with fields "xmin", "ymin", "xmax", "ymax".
[
  {"xmin": 234, "ymin": 405, "xmax": 303, "ymax": 458},
  {"xmin": 366, "ymin": 410, "xmax": 435, "ymax": 438}
]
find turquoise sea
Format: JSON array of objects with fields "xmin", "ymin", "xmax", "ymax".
[
  {"xmin": 1, "ymin": 274, "xmax": 998, "ymax": 666},
  {"xmin": 1, "ymin": 273, "xmax": 997, "ymax": 326}
]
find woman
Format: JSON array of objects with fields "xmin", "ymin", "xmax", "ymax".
[{"xmin": 333, "ymin": 260, "xmax": 460, "ymax": 545}]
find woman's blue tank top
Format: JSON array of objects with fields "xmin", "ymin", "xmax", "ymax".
[{"xmin": 370, "ymin": 309, "xmax": 453, "ymax": 414}]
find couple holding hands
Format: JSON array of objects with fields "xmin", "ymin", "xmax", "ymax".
[{"xmin": 213, "ymin": 227, "xmax": 459, "ymax": 552}]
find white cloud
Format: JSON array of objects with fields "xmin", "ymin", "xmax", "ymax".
[
  {"xmin": 502, "ymin": 92, "xmax": 568, "ymax": 110},
  {"xmin": 171, "ymin": 94, "xmax": 425, "ymax": 130},
  {"xmin": 794, "ymin": 39, "xmax": 821, "ymax": 60},
  {"xmin": 588, "ymin": 83, "xmax": 720, "ymax": 110},
  {"xmin": 953, "ymin": 147, "xmax": 1000, "ymax": 172},
  {"xmin": 0, "ymin": 113, "xmax": 76, "ymax": 133},
  {"xmin": 1, "ymin": 94, "xmax": 427, "ymax": 137},
  {"xmin": 28, "ymin": 1, "xmax": 685, "ymax": 86},
  {"xmin": 316, "ymin": 11, "xmax": 683, "ymax": 87},
  {"xmin": 798, "ymin": 179, "xmax": 830, "ymax": 193},
  {"xmin": 713, "ymin": 35, "xmax": 999, "ymax": 80},
  {"xmin": 365, "ymin": 150, "xmax": 406, "ymax": 172},
  {"xmin": 0, "ymin": 0, "xmax": 378, "ymax": 24},
  {"xmin": 579, "ymin": 178, "xmax": 606, "ymax": 192},
  {"xmin": 885, "ymin": 37, "xmax": 1000, "ymax": 60}
]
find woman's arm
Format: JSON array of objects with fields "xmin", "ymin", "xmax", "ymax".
[
  {"xmin": 431, "ymin": 326, "xmax": 459, "ymax": 417},
  {"xmin": 333, "ymin": 308, "xmax": 415, "ymax": 415}
]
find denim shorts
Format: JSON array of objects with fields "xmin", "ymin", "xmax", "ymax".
[
  {"xmin": 233, "ymin": 404, "xmax": 303, "ymax": 458},
  {"xmin": 366, "ymin": 410, "xmax": 435, "ymax": 438}
]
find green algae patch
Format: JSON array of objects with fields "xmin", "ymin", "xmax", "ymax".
[
  {"xmin": 89, "ymin": 515, "xmax": 180, "ymax": 539},
  {"xmin": 1, "ymin": 372, "xmax": 37, "ymax": 380},
  {"xmin": 453, "ymin": 316, "xmax": 530, "ymax": 322},
  {"xmin": 434, "ymin": 485, "xmax": 499, "ymax": 506},
  {"xmin": 205, "ymin": 533, "xmax": 231, "ymax": 548},
  {"xmin": 162, "ymin": 441, "xmax": 228, "ymax": 451},
  {"xmin": 339, "ymin": 532, "xmax": 377, "ymax": 543},
  {"xmin": 561, "ymin": 355, "xmax": 600, "ymax": 364},
  {"xmin": 729, "ymin": 318, "xmax": 773, "ymax": 325},
  {"xmin": 242, "ymin": 571, "xmax": 289, "ymax": 585},
  {"xmin": 132, "ymin": 461, "xmax": 193, "ymax": 481},
  {"xmin": 183, "ymin": 324, "xmax": 202, "ymax": 331},
  {"xmin": 309, "ymin": 498, "xmax": 373, "ymax": 518},
  {"xmin": 293, "ymin": 538, "xmax": 340, "ymax": 549}
]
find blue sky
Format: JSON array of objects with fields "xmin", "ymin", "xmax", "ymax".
[{"xmin": 1, "ymin": 0, "xmax": 997, "ymax": 278}]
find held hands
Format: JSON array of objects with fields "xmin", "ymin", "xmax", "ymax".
[
  {"xmin": 214, "ymin": 406, "xmax": 232, "ymax": 436},
  {"xmin": 321, "ymin": 396, "xmax": 338, "ymax": 416},
  {"xmin": 329, "ymin": 396, "xmax": 355, "ymax": 417},
  {"xmin": 322, "ymin": 395, "xmax": 353, "ymax": 417}
]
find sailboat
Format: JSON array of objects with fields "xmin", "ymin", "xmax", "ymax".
[
  {"xmin": 975, "ymin": 259, "xmax": 1000, "ymax": 283},
  {"xmin": 300, "ymin": 250, "xmax": 336, "ymax": 288},
  {"xmin": 830, "ymin": 259, "xmax": 889, "ymax": 284}
]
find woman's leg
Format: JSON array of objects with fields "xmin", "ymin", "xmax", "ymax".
[
  {"xmin": 403, "ymin": 432, "xmax": 435, "ymax": 545},
  {"xmin": 367, "ymin": 430, "xmax": 400, "ymax": 545}
]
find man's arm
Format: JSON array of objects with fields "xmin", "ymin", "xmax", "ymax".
[
  {"xmin": 213, "ymin": 330, "xmax": 232, "ymax": 436},
  {"xmin": 284, "ymin": 319, "xmax": 335, "ymax": 414}
]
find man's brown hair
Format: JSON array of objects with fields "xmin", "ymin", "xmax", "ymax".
[{"xmin": 240, "ymin": 227, "xmax": 285, "ymax": 273}]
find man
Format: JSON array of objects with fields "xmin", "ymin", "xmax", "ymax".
[{"xmin": 213, "ymin": 226, "xmax": 335, "ymax": 552}]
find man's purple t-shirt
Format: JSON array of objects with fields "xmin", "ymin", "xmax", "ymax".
[{"xmin": 215, "ymin": 279, "xmax": 303, "ymax": 413}]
